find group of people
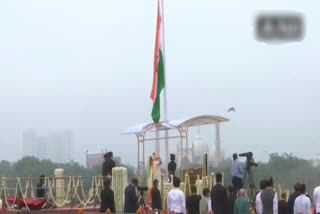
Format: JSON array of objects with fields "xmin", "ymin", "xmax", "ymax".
[
  {"xmin": 99, "ymin": 151, "xmax": 178, "ymax": 213},
  {"xmin": 232, "ymin": 152, "xmax": 320, "ymax": 214},
  {"xmin": 150, "ymin": 152, "xmax": 177, "ymax": 183},
  {"xmin": 165, "ymin": 170, "xmax": 320, "ymax": 214},
  {"xmin": 255, "ymin": 178, "xmax": 320, "ymax": 214},
  {"xmin": 157, "ymin": 172, "xmax": 250, "ymax": 214},
  {"xmin": 100, "ymin": 171, "xmax": 248, "ymax": 214},
  {"xmin": 99, "ymin": 151, "xmax": 320, "ymax": 214}
]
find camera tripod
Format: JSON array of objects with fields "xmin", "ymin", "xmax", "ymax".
[{"xmin": 243, "ymin": 166, "xmax": 256, "ymax": 203}]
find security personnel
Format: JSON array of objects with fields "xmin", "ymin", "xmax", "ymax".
[
  {"xmin": 102, "ymin": 152, "xmax": 116, "ymax": 178},
  {"xmin": 167, "ymin": 154, "xmax": 177, "ymax": 181}
]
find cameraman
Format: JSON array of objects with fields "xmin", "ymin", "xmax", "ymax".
[{"xmin": 231, "ymin": 153, "xmax": 244, "ymax": 194}]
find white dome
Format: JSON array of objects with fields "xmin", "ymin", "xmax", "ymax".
[{"xmin": 192, "ymin": 135, "xmax": 209, "ymax": 156}]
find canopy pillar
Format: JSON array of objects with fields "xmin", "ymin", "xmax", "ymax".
[{"xmin": 136, "ymin": 133, "xmax": 146, "ymax": 181}]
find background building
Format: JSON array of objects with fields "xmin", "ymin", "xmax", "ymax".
[
  {"xmin": 176, "ymin": 124, "xmax": 225, "ymax": 168},
  {"xmin": 86, "ymin": 150, "xmax": 105, "ymax": 169},
  {"xmin": 47, "ymin": 130, "xmax": 74, "ymax": 163},
  {"xmin": 22, "ymin": 129, "xmax": 38, "ymax": 158},
  {"xmin": 36, "ymin": 136, "xmax": 48, "ymax": 160},
  {"xmin": 176, "ymin": 144, "xmax": 193, "ymax": 168},
  {"xmin": 86, "ymin": 149, "xmax": 121, "ymax": 169},
  {"xmin": 192, "ymin": 135, "xmax": 209, "ymax": 164},
  {"xmin": 22, "ymin": 129, "xmax": 74, "ymax": 163}
]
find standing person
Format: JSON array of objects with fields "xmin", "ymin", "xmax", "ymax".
[
  {"xmin": 199, "ymin": 188, "xmax": 210, "ymax": 214},
  {"xmin": 210, "ymin": 172, "xmax": 227, "ymax": 214},
  {"xmin": 167, "ymin": 177, "xmax": 186, "ymax": 214},
  {"xmin": 294, "ymin": 184, "xmax": 311, "ymax": 214},
  {"xmin": 102, "ymin": 152, "xmax": 116, "ymax": 178},
  {"xmin": 314, "ymin": 185, "xmax": 320, "ymax": 214},
  {"xmin": 232, "ymin": 153, "xmax": 244, "ymax": 194},
  {"xmin": 226, "ymin": 185, "xmax": 237, "ymax": 214},
  {"xmin": 151, "ymin": 179, "xmax": 162, "ymax": 211},
  {"xmin": 278, "ymin": 192, "xmax": 288, "ymax": 214},
  {"xmin": 124, "ymin": 178, "xmax": 139, "ymax": 213},
  {"xmin": 256, "ymin": 180, "xmax": 267, "ymax": 214},
  {"xmin": 234, "ymin": 189, "xmax": 250, "ymax": 214},
  {"xmin": 186, "ymin": 186, "xmax": 201, "ymax": 214},
  {"xmin": 257, "ymin": 176, "xmax": 278, "ymax": 214},
  {"xmin": 288, "ymin": 183, "xmax": 301, "ymax": 214},
  {"xmin": 36, "ymin": 175, "xmax": 46, "ymax": 198},
  {"xmin": 168, "ymin": 154, "xmax": 177, "ymax": 181},
  {"xmin": 100, "ymin": 179, "xmax": 115, "ymax": 213},
  {"xmin": 151, "ymin": 153, "xmax": 162, "ymax": 183}
]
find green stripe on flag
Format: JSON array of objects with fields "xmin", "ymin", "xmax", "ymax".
[{"xmin": 151, "ymin": 51, "xmax": 165, "ymax": 123}]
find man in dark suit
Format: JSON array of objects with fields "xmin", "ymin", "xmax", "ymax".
[
  {"xmin": 102, "ymin": 152, "xmax": 116, "ymax": 178},
  {"xmin": 288, "ymin": 183, "xmax": 301, "ymax": 214},
  {"xmin": 100, "ymin": 179, "xmax": 115, "ymax": 213},
  {"xmin": 210, "ymin": 172, "xmax": 227, "ymax": 214},
  {"xmin": 151, "ymin": 179, "xmax": 162, "ymax": 211},
  {"xmin": 124, "ymin": 178, "xmax": 139, "ymax": 213},
  {"xmin": 186, "ymin": 185, "xmax": 201, "ymax": 214}
]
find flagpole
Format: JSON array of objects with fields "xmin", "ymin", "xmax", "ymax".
[{"xmin": 160, "ymin": 0, "xmax": 169, "ymax": 166}]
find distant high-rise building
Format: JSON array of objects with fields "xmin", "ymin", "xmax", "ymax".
[
  {"xmin": 36, "ymin": 136, "xmax": 48, "ymax": 160},
  {"xmin": 22, "ymin": 129, "xmax": 74, "ymax": 163},
  {"xmin": 47, "ymin": 130, "xmax": 74, "ymax": 163},
  {"xmin": 23, "ymin": 129, "xmax": 38, "ymax": 157}
]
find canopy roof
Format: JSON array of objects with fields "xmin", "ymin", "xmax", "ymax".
[{"xmin": 121, "ymin": 115, "xmax": 229, "ymax": 135}]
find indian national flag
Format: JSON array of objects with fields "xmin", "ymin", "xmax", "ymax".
[{"xmin": 150, "ymin": 0, "xmax": 165, "ymax": 124}]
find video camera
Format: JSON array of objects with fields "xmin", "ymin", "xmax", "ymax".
[
  {"xmin": 137, "ymin": 186, "xmax": 149, "ymax": 196},
  {"xmin": 239, "ymin": 152, "xmax": 258, "ymax": 169},
  {"xmin": 137, "ymin": 186, "xmax": 149, "ymax": 206}
]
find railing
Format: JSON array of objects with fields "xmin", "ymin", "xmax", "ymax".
[
  {"xmin": 1, "ymin": 173, "xmax": 290, "ymax": 213},
  {"xmin": 0, "ymin": 176, "xmax": 108, "ymax": 212}
]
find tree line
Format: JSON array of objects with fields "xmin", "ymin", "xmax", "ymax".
[
  {"xmin": 208, "ymin": 153, "xmax": 320, "ymax": 194},
  {"xmin": 0, "ymin": 156, "xmax": 136, "ymax": 192},
  {"xmin": 0, "ymin": 153, "xmax": 319, "ymax": 194}
]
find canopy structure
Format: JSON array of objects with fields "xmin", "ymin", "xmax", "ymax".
[{"xmin": 122, "ymin": 115, "xmax": 230, "ymax": 179}]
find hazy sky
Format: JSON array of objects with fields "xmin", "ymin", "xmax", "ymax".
[{"xmin": 0, "ymin": 0, "xmax": 319, "ymax": 166}]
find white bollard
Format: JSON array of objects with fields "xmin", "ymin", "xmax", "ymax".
[
  {"xmin": 112, "ymin": 167, "xmax": 128, "ymax": 213},
  {"xmin": 54, "ymin": 168, "xmax": 64, "ymax": 207}
]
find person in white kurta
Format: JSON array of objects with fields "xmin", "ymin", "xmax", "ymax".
[
  {"xmin": 314, "ymin": 185, "xmax": 320, "ymax": 214},
  {"xmin": 294, "ymin": 184, "xmax": 311, "ymax": 214},
  {"xmin": 167, "ymin": 177, "xmax": 186, "ymax": 214},
  {"xmin": 294, "ymin": 194, "xmax": 311, "ymax": 214}
]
